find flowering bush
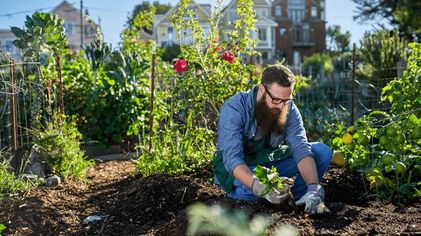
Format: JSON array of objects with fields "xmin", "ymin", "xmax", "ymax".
[
  {"xmin": 174, "ymin": 58, "xmax": 188, "ymax": 73},
  {"xmin": 221, "ymin": 51, "xmax": 235, "ymax": 63},
  {"xmin": 134, "ymin": 0, "xmax": 259, "ymax": 176}
]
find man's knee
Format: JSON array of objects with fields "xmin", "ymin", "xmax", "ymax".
[{"xmin": 310, "ymin": 142, "xmax": 332, "ymax": 165}]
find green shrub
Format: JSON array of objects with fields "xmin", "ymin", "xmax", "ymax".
[
  {"xmin": 33, "ymin": 113, "xmax": 93, "ymax": 180},
  {"xmin": 331, "ymin": 43, "xmax": 421, "ymax": 202},
  {"xmin": 134, "ymin": 119, "xmax": 216, "ymax": 176},
  {"xmin": 0, "ymin": 153, "xmax": 35, "ymax": 200}
]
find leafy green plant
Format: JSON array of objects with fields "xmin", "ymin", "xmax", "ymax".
[
  {"xmin": 134, "ymin": 115, "xmax": 216, "ymax": 176},
  {"xmin": 253, "ymin": 166, "xmax": 284, "ymax": 196},
  {"xmin": 169, "ymin": 0, "xmax": 258, "ymax": 130},
  {"xmin": 188, "ymin": 203, "xmax": 299, "ymax": 236},
  {"xmin": 0, "ymin": 223, "xmax": 6, "ymax": 235},
  {"xmin": 358, "ymin": 30, "xmax": 407, "ymax": 87},
  {"xmin": 11, "ymin": 12, "xmax": 68, "ymax": 63},
  {"xmin": 32, "ymin": 113, "xmax": 94, "ymax": 180},
  {"xmin": 0, "ymin": 152, "xmax": 35, "ymax": 200},
  {"xmin": 331, "ymin": 44, "xmax": 421, "ymax": 201}
]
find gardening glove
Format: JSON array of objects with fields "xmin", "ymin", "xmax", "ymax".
[
  {"xmin": 295, "ymin": 183, "xmax": 329, "ymax": 214},
  {"xmin": 252, "ymin": 178, "xmax": 289, "ymax": 204}
]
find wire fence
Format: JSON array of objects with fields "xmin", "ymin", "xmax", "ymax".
[
  {"xmin": 0, "ymin": 62, "xmax": 46, "ymax": 153},
  {"xmin": 0, "ymin": 47, "xmax": 409, "ymax": 152}
]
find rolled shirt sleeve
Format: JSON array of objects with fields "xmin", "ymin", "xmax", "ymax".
[
  {"xmin": 285, "ymin": 102, "xmax": 314, "ymax": 164},
  {"xmin": 217, "ymin": 101, "xmax": 247, "ymax": 175}
]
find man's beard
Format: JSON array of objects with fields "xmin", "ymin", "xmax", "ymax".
[{"xmin": 255, "ymin": 94, "xmax": 289, "ymax": 135}]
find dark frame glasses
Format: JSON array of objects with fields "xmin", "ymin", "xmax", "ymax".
[{"xmin": 263, "ymin": 84, "xmax": 294, "ymax": 105}]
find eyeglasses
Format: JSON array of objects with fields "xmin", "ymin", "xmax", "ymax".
[{"xmin": 263, "ymin": 84, "xmax": 294, "ymax": 105}]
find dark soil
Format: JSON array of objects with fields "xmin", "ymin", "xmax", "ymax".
[{"xmin": 1, "ymin": 160, "xmax": 420, "ymax": 236}]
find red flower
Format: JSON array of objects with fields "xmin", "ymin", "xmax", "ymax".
[
  {"xmin": 174, "ymin": 58, "xmax": 188, "ymax": 74},
  {"xmin": 222, "ymin": 51, "xmax": 235, "ymax": 63}
]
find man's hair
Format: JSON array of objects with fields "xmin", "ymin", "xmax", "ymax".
[{"xmin": 261, "ymin": 64, "xmax": 295, "ymax": 87}]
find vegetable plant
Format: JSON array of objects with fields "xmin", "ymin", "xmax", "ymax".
[
  {"xmin": 253, "ymin": 165, "xmax": 284, "ymax": 196},
  {"xmin": 331, "ymin": 43, "xmax": 421, "ymax": 202}
]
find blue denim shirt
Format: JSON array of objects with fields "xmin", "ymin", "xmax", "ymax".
[{"xmin": 217, "ymin": 86, "xmax": 313, "ymax": 175}]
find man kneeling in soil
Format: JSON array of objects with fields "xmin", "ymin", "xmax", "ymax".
[{"xmin": 213, "ymin": 64, "xmax": 332, "ymax": 214}]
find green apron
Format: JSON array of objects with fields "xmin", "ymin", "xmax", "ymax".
[{"xmin": 212, "ymin": 90, "xmax": 291, "ymax": 193}]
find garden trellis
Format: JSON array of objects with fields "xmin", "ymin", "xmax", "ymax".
[{"xmin": 0, "ymin": 61, "xmax": 46, "ymax": 153}]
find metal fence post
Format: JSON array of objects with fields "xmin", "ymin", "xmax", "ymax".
[
  {"xmin": 149, "ymin": 41, "xmax": 156, "ymax": 151},
  {"xmin": 351, "ymin": 43, "xmax": 356, "ymax": 124},
  {"xmin": 10, "ymin": 63, "xmax": 18, "ymax": 153}
]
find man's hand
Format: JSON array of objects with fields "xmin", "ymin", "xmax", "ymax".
[
  {"xmin": 295, "ymin": 183, "xmax": 329, "ymax": 214},
  {"xmin": 251, "ymin": 178, "xmax": 289, "ymax": 204}
]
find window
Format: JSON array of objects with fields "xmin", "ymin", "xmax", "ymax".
[
  {"xmin": 288, "ymin": 0, "xmax": 305, "ymax": 22},
  {"xmin": 293, "ymin": 51, "xmax": 301, "ymax": 67},
  {"xmin": 167, "ymin": 27, "xmax": 174, "ymax": 43},
  {"xmin": 288, "ymin": 9, "xmax": 304, "ymax": 22},
  {"xmin": 311, "ymin": 6, "xmax": 317, "ymax": 17},
  {"xmin": 275, "ymin": 6, "xmax": 282, "ymax": 16},
  {"xmin": 303, "ymin": 24, "xmax": 310, "ymax": 41},
  {"xmin": 256, "ymin": 9, "xmax": 268, "ymax": 17},
  {"xmin": 85, "ymin": 25, "xmax": 96, "ymax": 37},
  {"xmin": 64, "ymin": 22, "xmax": 74, "ymax": 37},
  {"xmin": 289, "ymin": 0, "xmax": 304, "ymax": 6},
  {"xmin": 279, "ymin": 28, "xmax": 287, "ymax": 37},
  {"xmin": 258, "ymin": 28, "xmax": 267, "ymax": 41}
]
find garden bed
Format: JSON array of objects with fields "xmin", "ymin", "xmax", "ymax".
[{"xmin": 0, "ymin": 160, "xmax": 420, "ymax": 235}]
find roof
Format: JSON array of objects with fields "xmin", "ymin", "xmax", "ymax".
[
  {"xmin": 51, "ymin": 0, "xmax": 77, "ymax": 14},
  {"xmin": 199, "ymin": 4, "xmax": 212, "ymax": 15},
  {"xmin": 222, "ymin": 0, "xmax": 272, "ymax": 13},
  {"xmin": 256, "ymin": 15, "xmax": 278, "ymax": 26},
  {"xmin": 154, "ymin": 0, "xmax": 211, "ymax": 27}
]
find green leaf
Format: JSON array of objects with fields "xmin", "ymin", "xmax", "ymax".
[
  {"xmin": 0, "ymin": 223, "xmax": 6, "ymax": 232},
  {"xmin": 12, "ymin": 39, "xmax": 26, "ymax": 49},
  {"xmin": 10, "ymin": 26, "xmax": 24, "ymax": 38}
]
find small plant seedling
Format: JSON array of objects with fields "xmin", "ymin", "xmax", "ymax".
[
  {"xmin": 0, "ymin": 223, "xmax": 6, "ymax": 235},
  {"xmin": 253, "ymin": 165, "xmax": 284, "ymax": 196}
]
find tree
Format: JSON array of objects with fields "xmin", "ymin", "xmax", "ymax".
[
  {"xmin": 128, "ymin": 1, "xmax": 172, "ymax": 32},
  {"xmin": 326, "ymin": 25, "xmax": 351, "ymax": 53},
  {"xmin": 358, "ymin": 30, "xmax": 407, "ymax": 87},
  {"xmin": 352, "ymin": 0, "xmax": 421, "ymax": 41}
]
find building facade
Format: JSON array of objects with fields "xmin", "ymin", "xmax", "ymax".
[
  {"xmin": 153, "ymin": 1, "xmax": 212, "ymax": 47},
  {"xmin": 51, "ymin": 0, "xmax": 102, "ymax": 51},
  {"xmin": 0, "ymin": 0, "xmax": 102, "ymax": 61},
  {"xmin": 272, "ymin": 0, "xmax": 326, "ymax": 71},
  {"xmin": 221, "ymin": 0, "xmax": 278, "ymax": 64}
]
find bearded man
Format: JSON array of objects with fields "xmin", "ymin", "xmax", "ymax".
[{"xmin": 213, "ymin": 64, "xmax": 332, "ymax": 214}]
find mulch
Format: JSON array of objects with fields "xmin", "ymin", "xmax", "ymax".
[{"xmin": 0, "ymin": 160, "xmax": 420, "ymax": 236}]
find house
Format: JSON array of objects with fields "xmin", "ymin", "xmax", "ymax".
[
  {"xmin": 51, "ymin": 0, "xmax": 102, "ymax": 51},
  {"xmin": 221, "ymin": 0, "xmax": 278, "ymax": 64},
  {"xmin": 272, "ymin": 0, "xmax": 326, "ymax": 71},
  {"xmin": 0, "ymin": 0, "xmax": 102, "ymax": 61},
  {"xmin": 153, "ymin": 0, "xmax": 212, "ymax": 47},
  {"xmin": 0, "ymin": 29, "xmax": 21, "ymax": 61}
]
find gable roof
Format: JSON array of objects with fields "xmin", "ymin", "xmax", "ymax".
[
  {"xmin": 154, "ymin": 0, "xmax": 211, "ymax": 27},
  {"xmin": 222, "ymin": 0, "xmax": 272, "ymax": 13},
  {"xmin": 51, "ymin": 0, "xmax": 77, "ymax": 13}
]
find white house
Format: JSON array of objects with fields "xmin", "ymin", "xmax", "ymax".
[
  {"xmin": 221, "ymin": 0, "xmax": 278, "ymax": 64},
  {"xmin": 153, "ymin": 0, "xmax": 212, "ymax": 47},
  {"xmin": 51, "ymin": 0, "xmax": 102, "ymax": 51}
]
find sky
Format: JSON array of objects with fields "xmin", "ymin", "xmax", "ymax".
[{"xmin": 0, "ymin": 0, "xmax": 391, "ymax": 49}]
